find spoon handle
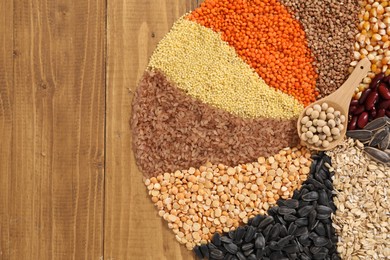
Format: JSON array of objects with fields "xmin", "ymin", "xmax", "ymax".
[{"xmin": 326, "ymin": 58, "xmax": 371, "ymax": 109}]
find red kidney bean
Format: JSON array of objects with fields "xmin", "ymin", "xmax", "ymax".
[
  {"xmin": 379, "ymin": 99, "xmax": 390, "ymax": 109},
  {"xmin": 378, "ymin": 83, "xmax": 390, "ymax": 99},
  {"xmin": 353, "ymin": 105, "xmax": 365, "ymax": 115},
  {"xmin": 376, "ymin": 108, "xmax": 386, "ymax": 118},
  {"xmin": 350, "ymin": 99, "xmax": 359, "ymax": 106},
  {"xmin": 386, "ymin": 110, "xmax": 390, "ymax": 117},
  {"xmin": 348, "ymin": 116, "xmax": 358, "ymax": 130},
  {"xmin": 370, "ymin": 72, "xmax": 385, "ymax": 89},
  {"xmin": 383, "ymin": 75, "xmax": 390, "ymax": 85},
  {"xmin": 370, "ymin": 107, "xmax": 377, "ymax": 118},
  {"xmin": 365, "ymin": 92, "xmax": 379, "ymax": 111},
  {"xmin": 357, "ymin": 112, "xmax": 369, "ymax": 128},
  {"xmin": 349, "ymin": 105, "xmax": 357, "ymax": 114},
  {"xmin": 359, "ymin": 88, "xmax": 372, "ymax": 104}
]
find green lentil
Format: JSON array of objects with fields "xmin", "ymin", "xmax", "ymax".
[{"xmin": 148, "ymin": 18, "xmax": 304, "ymax": 119}]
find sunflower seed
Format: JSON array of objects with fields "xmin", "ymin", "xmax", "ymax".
[
  {"xmin": 315, "ymin": 222, "xmax": 326, "ymax": 237},
  {"xmin": 220, "ymin": 236, "xmax": 233, "ymax": 244},
  {"xmin": 284, "ymin": 199, "xmax": 299, "ymax": 209},
  {"xmin": 247, "ymin": 254, "xmax": 257, "ymax": 260},
  {"xmin": 210, "ymin": 249, "xmax": 224, "ymax": 259},
  {"xmin": 255, "ymin": 233, "xmax": 265, "ymax": 249},
  {"xmin": 234, "ymin": 227, "xmax": 245, "ymax": 242},
  {"xmin": 243, "ymin": 248, "xmax": 254, "ymax": 256},
  {"xmin": 317, "ymin": 205, "xmax": 332, "ymax": 215},
  {"xmin": 277, "ymin": 235, "xmax": 293, "ymax": 248},
  {"xmin": 258, "ymin": 216, "xmax": 274, "ymax": 229},
  {"xmin": 288, "ymin": 223, "xmax": 297, "ymax": 235},
  {"xmin": 369, "ymin": 128, "xmax": 388, "ymax": 147},
  {"xmin": 314, "ymin": 237, "xmax": 329, "ymax": 247},
  {"xmin": 295, "ymin": 226, "xmax": 309, "ymax": 237},
  {"xmin": 346, "ymin": 129, "xmax": 373, "ymax": 142},
  {"xmin": 284, "ymin": 214, "xmax": 297, "ymax": 222},
  {"xmin": 269, "ymin": 223, "xmax": 281, "ymax": 241},
  {"xmin": 295, "ymin": 218, "xmax": 309, "ymax": 227},
  {"xmin": 298, "ymin": 205, "xmax": 314, "ymax": 217},
  {"xmin": 212, "ymin": 233, "xmax": 222, "ymax": 246},
  {"xmin": 364, "ymin": 116, "xmax": 389, "ymax": 131},
  {"xmin": 223, "ymin": 242, "xmax": 238, "ymax": 254},
  {"xmin": 318, "ymin": 189, "xmax": 329, "ymax": 206},
  {"xmin": 283, "ymin": 244, "xmax": 299, "ymax": 254},
  {"xmin": 278, "ymin": 206, "xmax": 296, "ymax": 215},
  {"xmin": 251, "ymin": 215, "xmax": 264, "ymax": 227},
  {"xmin": 378, "ymin": 132, "xmax": 390, "ymax": 150},
  {"xmin": 200, "ymin": 244, "xmax": 209, "ymax": 258},
  {"xmin": 365, "ymin": 146, "xmax": 390, "ymax": 164},
  {"xmin": 302, "ymin": 191, "xmax": 319, "ymax": 202},
  {"xmin": 310, "ymin": 246, "xmax": 322, "ymax": 254},
  {"xmin": 194, "ymin": 246, "xmax": 203, "ymax": 259},
  {"xmin": 236, "ymin": 251, "xmax": 246, "ymax": 260},
  {"xmin": 244, "ymin": 226, "xmax": 256, "ymax": 242}
]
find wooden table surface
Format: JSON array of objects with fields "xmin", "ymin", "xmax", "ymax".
[{"xmin": 0, "ymin": 0, "xmax": 202, "ymax": 259}]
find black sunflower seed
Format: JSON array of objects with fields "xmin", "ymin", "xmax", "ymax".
[
  {"xmin": 251, "ymin": 215, "xmax": 264, "ymax": 227},
  {"xmin": 283, "ymin": 244, "xmax": 299, "ymax": 254},
  {"xmin": 210, "ymin": 249, "xmax": 224, "ymax": 260},
  {"xmin": 315, "ymin": 222, "xmax": 326, "ymax": 237},
  {"xmin": 270, "ymin": 251, "xmax": 287, "ymax": 260},
  {"xmin": 224, "ymin": 243, "xmax": 238, "ymax": 254},
  {"xmin": 256, "ymin": 248, "xmax": 263, "ymax": 258},
  {"xmin": 299, "ymin": 233, "xmax": 311, "ymax": 247},
  {"xmin": 242, "ymin": 243, "xmax": 254, "ymax": 251},
  {"xmin": 314, "ymin": 237, "xmax": 329, "ymax": 247},
  {"xmin": 308, "ymin": 210, "xmax": 318, "ymax": 230},
  {"xmin": 268, "ymin": 206, "xmax": 279, "ymax": 216},
  {"xmin": 313, "ymin": 252, "xmax": 327, "ymax": 260},
  {"xmin": 212, "ymin": 233, "xmax": 222, "ymax": 246},
  {"xmin": 302, "ymin": 191, "xmax": 319, "ymax": 201},
  {"xmin": 258, "ymin": 216, "xmax": 274, "ymax": 229},
  {"xmin": 244, "ymin": 226, "xmax": 256, "ymax": 242},
  {"xmin": 200, "ymin": 244, "xmax": 209, "ymax": 259},
  {"xmin": 284, "ymin": 214, "xmax": 297, "ymax": 222},
  {"xmin": 292, "ymin": 190, "xmax": 300, "ymax": 200},
  {"xmin": 284, "ymin": 199, "xmax": 299, "ymax": 209},
  {"xmin": 317, "ymin": 213, "xmax": 331, "ymax": 220},
  {"xmin": 318, "ymin": 189, "xmax": 329, "ymax": 206},
  {"xmin": 220, "ymin": 236, "xmax": 233, "ymax": 244},
  {"xmin": 263, "ymin": 224, "xmax": 273, "ymax": 240},
  {"xmin": 288, "ymin": 223, "xmax": 297, "ymax": 235},
  {"xmin": 280, "ymin": 225, "xmax": 288, "ymax": 237},
  {"xmin": 324, "ymin": 179, "xmax": 333, "ymax": 190},
  {"xmin": 255, "ymin": 233, "xmax": 265, "ymax": 249},
  {"xmin": 269, "ymin": 223, "xmax": 281, "ymax": 241},
  {"xmin": 295, "ymin": 217, "xmax": 308, "ymax": 227},
  {"xmin": 228, "ymin": 231, "xmax": 235, "ymax": 239},
  {"xmin": 277, "ymin": 235, "xmax": 293, "ymax": 248},
  {"xmin": 269, "ymin": 241, "xmax": 281, "ymax": 250},
  {"xmin": 208, "ymin": 243, "xmax": 217, "ymax": 250},
  {"xmin": 295, "ymin": 226, "xmax": 309, "ymax": 237},
  {"xmin": 194, "ymin": 246, "xmax": 203, "ymax": 259},
  {"xmin": 317, "ymin": 205, "xmax": 333, "ymax": 215},
  {"xmin": 310, "ymin": 246, "xmax": 322, "ymax": 254},
  {"xmin": 276, "ymin": 214, "xmax": 287, "ymax": 225},
  {"xmin": 234, "ymin": 227, "xmax": 245, "ymax": 243},
  {"xmin": 236, "ymin": 251, "xmax": 246, "ymax": 260},
  {"xmin": 298, "ymin": 205, "xmax": 314, "ymax": 217},
  {"xmin": 301, "ymin": 253, "xmax": 311, "ymax": 260},
  {"xmin": 243, "ymin": 248, "xmax": 254, "ymax": 256},
  {"xmin": 309, "ymin": 231, "xmax": 319, "ymax": 240},
  {"xmin": 278, "ymin": 206, "xmax": 296, "ymax": 215},
  {"xmin": 247, "ymin": 254, "xmax": 257, "ymax": 260}
]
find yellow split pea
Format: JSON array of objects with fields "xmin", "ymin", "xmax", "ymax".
[{"xmin": 145, "ymin": 146, "xmax": 312, "ymax": 250}]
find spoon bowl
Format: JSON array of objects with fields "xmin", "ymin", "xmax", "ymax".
[{"xmin": 297, "ymin": 58, "xmax": 371, "ymax": 151}]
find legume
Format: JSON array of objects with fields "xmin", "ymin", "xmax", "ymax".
[
  {"xmin": 148, "ymin": 18, "xmax": 303, "ymax": 119},
  {"xmin": 145, "ymin": 146, "xmax": 312, "ymax": 249},
  {"xmin": 187, "ymin": 0, "xmax": 318, "ymax": 106},
  {"xmin": 327, "ymin": 138, "xmax": 390, "ymax": 259}
]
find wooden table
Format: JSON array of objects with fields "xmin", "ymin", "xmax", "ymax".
[{"xmin": 0, "ymin": 0, "xmax": 202, "ymax": 259}]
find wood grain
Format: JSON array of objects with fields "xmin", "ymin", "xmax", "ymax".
[
  {"xmin": 105, "ymin": 1, "xmax": 201, "ymax": 259},
  {"xmin": 0, "ymin": 0, "xmax": 105, "ymax": 259}
]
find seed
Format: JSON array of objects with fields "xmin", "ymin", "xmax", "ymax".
[
  {"xmin": 244, "ymin": 226, "xmax": 256, "ymax": 242},
  {"xmin": 200, "ymin": 244, "xmax": 209, "ymax": 259},
  {"xmin": 223, "ymin": 242, "xmax": 238, "ymax": 254},
  {"xmin": 369, "ymin": 128, "xmax": 388, "ymax": 147},
  {"xmin": 302, "ymin": 191, "xmax": 319, "ymax": 202},
  {"xmin": 364, "ymin": 146, "xmax": 390, "ymax": 164},
  {"xmin": 278, "ymin": 206, "xmax": 296, "ymax": 215},
  {"xmin": 346, "ymin": 129, "xmax": 373, "ymax": 142},
  {"xmin": 258, "ymin": 216, "xmax": 274, "ymax": 229},
  {"xmin": 209, "ymin": 248, "xmax": 224, "ymax": 259}
]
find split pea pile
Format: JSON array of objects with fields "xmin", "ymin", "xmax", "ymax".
[
  {"xmin": 145, "ymin": 146, "xmax": 312, "ymax": 250},
  {"xmin": 327, "ymin": 138, "xmax": 390, "ymax": 259},
  {"xmin": 148, "ymin": 18, "xmax": 303, "ymax": 119},
  {"xmin": 350, "ymin": 0, "xmax": 390, "ymax": 99}
]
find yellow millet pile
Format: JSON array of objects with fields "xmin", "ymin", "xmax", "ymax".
[
  {"xmin": 144, "ymin": 146, "xmax": 312, "ymax": 250},
  {"xmin": 148, "ymin": 18, "xmax": 303, "ymax": 119}
]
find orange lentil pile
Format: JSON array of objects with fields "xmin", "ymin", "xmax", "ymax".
[{"xmin": 187, "ymin": 0, "xmax": 318, "ymax": 106}]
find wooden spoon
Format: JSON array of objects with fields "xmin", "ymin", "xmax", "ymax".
[{"xmin": 297, "ymin": 58, "xmax": 371, "ymax": 151}]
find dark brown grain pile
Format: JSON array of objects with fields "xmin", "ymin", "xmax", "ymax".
[
  {"xmin": 132, "ymin": 70, "xmax": 299, "ymax": 177},
  {"xmin": 280, "ymin": 0, "xmax": 360, "ymax": 98}
]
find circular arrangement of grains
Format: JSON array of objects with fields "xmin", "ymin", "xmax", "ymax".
[{"xmin": 131, "ymin": 0, "xmax": 390, "ymax": 259}]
